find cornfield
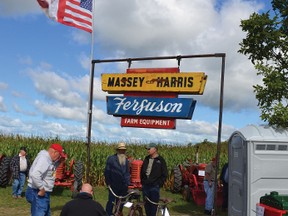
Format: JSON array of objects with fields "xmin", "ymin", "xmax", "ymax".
[{"xmin": 0, "ymin": 134, "xmax": 228, "ymax": 187}]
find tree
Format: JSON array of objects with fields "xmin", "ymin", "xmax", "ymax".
[{"xmin": 239, "ymin": 0, "xmax": 288, "ymax": 128}]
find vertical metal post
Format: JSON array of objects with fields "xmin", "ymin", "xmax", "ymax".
[
  {"xmin": 86, "ymin": 61, "xmax": 95, "ymax": 183},
  {"xmin": 212, "ymin": 54, "xmax": 226, "ymax": 215}
]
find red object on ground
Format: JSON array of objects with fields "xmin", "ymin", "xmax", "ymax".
[{"xmin": 257, "ymin": 203, "xmax": 287, "ymax": 216}]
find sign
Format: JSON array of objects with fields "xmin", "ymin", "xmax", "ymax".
[
  {"xmin": 121, "ymin": 116, "xmax": 176, "ymax": 129},
  {"xmin": 107, "ymin": 96, "xmax": 196, "ymax": 119},
  {"xmin": 256, "ymin": 204, "xmax": 264, "ymax": 216},
  {"xmin": 102, "ymin": 72, "xmax": 207, "ymax": 94},
  {"xmin": 121, "ymin": 68, "xmax": 179, "ymax": 129}
]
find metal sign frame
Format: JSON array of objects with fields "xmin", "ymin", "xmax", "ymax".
[{"xmin": 86, "ymin": 53, "xmax": 226, "ymax": 215}]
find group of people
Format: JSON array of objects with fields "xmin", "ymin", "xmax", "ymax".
[
  {"xmin": 104, "ymin": 142, "xmax": 168, "ymax": 216},
  {"xmin": 10, "ymin": 144, "xmax": 106, "ymax": 216},
  {"xmin": 10, "ymin": 142, "xmax": 168, "ymax": 216},
  {"xmin": 10, "ymin": 143, "xmax": 228, "ymax": 216}
]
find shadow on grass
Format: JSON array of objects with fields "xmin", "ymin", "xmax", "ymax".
[
  {"xmin": 52, "ymin": 187, "xmax": 74, "ymax": 197},
  {"xmin": 50, "ymin": 205, "xmax": 64, "ymax": 212},
  {"xmin": 170, "ymin": 202, "xmax": 206, "ymax": 216}
]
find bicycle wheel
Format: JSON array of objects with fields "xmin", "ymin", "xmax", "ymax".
[{"xmin": 129, "ymin": 206, "xmax": 144, "ymax": 216}]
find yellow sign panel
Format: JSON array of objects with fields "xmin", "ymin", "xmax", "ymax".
[{"xmin": 101, "ymin": 72, "xmax": 207, "ymax": 94}]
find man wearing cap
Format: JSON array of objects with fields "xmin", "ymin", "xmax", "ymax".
[
  {"xmin": 203, "ymin": 157, "xmax": 217, "ymax": 215},
  {"xmin": 140, "ymin": 143, "xmax": 168, "ymax": 216},
  {"xmin": 25, "ymin": 143, "xmax": 65, "ymax": 216},
  {"xmin": 104, "ymin": 142, "xmax": 130, "ymax": 216},
  {"xmin": 10, "ymin": 146, "xmax": 30, "ymax": 198}
]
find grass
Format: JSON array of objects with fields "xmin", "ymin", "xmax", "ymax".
[{"xmin": 0, "ymin": 185, "xmax": 228, "ymax": 216}]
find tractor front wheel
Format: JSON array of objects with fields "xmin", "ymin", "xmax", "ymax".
[
  {"xmin": 73, "ymin": 161, "xmax": 84, "ymax": 195},
  {"xmin": 170, "ymin": 166, "xmax": 182, "ymax": 193}
]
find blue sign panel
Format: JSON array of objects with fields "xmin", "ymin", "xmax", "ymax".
[{"xmin": 106, "ymin": 96, "xmax": 197, "ymax": 119}]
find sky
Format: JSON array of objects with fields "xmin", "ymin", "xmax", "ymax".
[{"xmin": 0, "ymin": 0, "xmax": 271, "ymax": 145}]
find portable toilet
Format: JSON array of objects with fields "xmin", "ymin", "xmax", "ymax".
[{"xmin": 228, "ymin": 124, "xmax": 288, "ymax": 215}]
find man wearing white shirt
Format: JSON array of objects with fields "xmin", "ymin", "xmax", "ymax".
[{"xmin": 10, "ymin": 146, "xmax": 30, "ymax": 199}]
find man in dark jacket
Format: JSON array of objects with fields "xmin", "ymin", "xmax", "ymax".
[
  {"xmin": 60, "ymin": 183, "xmax": 107, "ymax": 216},
  {"xmin": 10, "ymin": 146, "xmax": 30, "ymax": 198},
  {"xmin": 104, "ymin": 142, "xmax": 130, "ymax": 216},
  {"xmin": 140, "ymin": 143, "xmax": 168, "ymax": 216}
]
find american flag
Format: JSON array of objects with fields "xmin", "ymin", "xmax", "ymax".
[{"xmin": 37, "ymin": 0, "xmax": 93, "ymax": 33}]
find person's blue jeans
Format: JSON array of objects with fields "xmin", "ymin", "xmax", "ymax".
[
  {"xmin": 12, "ymin": 172, "xmax": 26, "ymax": 197},
  {"xmin": 106, "ymin": 190, "xmax": 116, "ymax": 216},
  {"xmin": 25, "ymin": 186, "xmax": 51, "ymax": 216},
  {"xmin": 142, "ymin": 184, "xmax": 160, "ymax": 216},
  {"xmin": 204, "ymin": 181, "xmax": 215, "ymax": 211},
  {"xmin": 106, "ymin": 189, "xmax": 126, "ymax": 216}
]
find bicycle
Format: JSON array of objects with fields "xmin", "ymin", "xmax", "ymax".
[
  {"xmin": 145, "ymin": 196, "xmax": 175, "ymax": 216},
  {"xmin": 108, "ymin": 185, "xmax": 144, "ymax": 216}
]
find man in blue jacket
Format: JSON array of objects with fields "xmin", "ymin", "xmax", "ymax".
[{"xmin": 104, "ymin": 142, "xmax": 130, "ymax": 216}]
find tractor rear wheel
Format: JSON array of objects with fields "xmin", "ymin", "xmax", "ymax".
[
  {"xmin": 0, "ymin": 157, "xmax": 11, "ymax": 187},
  {"xmin": 170, "ymin": 166, "xmax": 182, "ymax": 193},
  {"xmin": 73, "ymin": 161, "xmax": 84, "ymax": 193}
]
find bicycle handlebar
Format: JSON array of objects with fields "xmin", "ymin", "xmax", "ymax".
[
  {"xmin": 145, "ymin": 196, "xmax": 175, "ymax": 206},
  {"xmin": 108, "ymin": 185, "xmax": 140, "ymax": 200}
]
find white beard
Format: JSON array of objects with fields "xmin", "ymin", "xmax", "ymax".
[{"xmin": 117, "ymin": 153, "xmax": 126, "ymax": 166}]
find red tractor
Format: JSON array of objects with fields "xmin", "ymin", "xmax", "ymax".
[
  {"xmin": 170, "ymin": 150, "xmax": 222, "ymax": 206},
  {"xmin": 129, "ymin": 159, "xmax": 143, "ymax": 189},
  {"xmin": 54, "ymin": 153, "xmax": 84, "ymax": 195}
]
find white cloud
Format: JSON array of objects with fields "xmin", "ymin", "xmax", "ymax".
[
  {"xmin": 0, "ymin": 0, "xmax": 41, "ymax": 16},
  {"xmin": 71, "ymin": 31, "xmax": 91, "ymax": 45},
  {"xmin": 0, "ymin": 116, "xmax": 32, "ymax": 134},
  {"xmin": 13, "ymin": 103, "xmax": 37, "ymax": 116},
  {"xmin": 34, "ymin": 100, "xmax": 86, "ymax": 121},
  {"xmin": 0, "ymin": 82, "xmax": 8, "ymax": 90},
  {"xmin": 29, "ymin": 68, "xmax": 85, "ymax": 107},
  {"xmin": 18, "ymin": 55, "xmax": 33, "ymax": 65},
  {"xmin": 79, "ymin": 53, "xmax": 91, "ymax": 70},
  {"xmin": 0, "ymin": 96, "xmax": 7, "ymax": 112}
]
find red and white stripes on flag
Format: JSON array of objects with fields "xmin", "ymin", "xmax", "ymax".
[{"xmin": 37, "ymin": 0, "xmax": 93, "ymax": 33}]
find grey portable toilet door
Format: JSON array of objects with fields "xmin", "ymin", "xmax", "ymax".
[{"xmin": 229, "ymin": 133, "xmax": 247, "ymax": 216}]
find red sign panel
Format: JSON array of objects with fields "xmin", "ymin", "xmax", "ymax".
[{"xmin": 121, "ymin": 68, "xmax": 179, "ymax": 129}]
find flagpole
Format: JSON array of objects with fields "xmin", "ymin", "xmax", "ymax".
[{"xmin": 86, "ymin": 0, "xmax": 95, "ymax": 183}]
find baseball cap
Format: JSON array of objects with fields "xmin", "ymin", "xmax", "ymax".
[
  {"xmin": 50, "ymin": 143, "xmax": 65, "ymax": 157},
  {"xmin": 20, "ymin": 146, "xmax": 27, "ymax": 153},
  {"xmin": 146, "ymin": 143, "xmax": 157, "ymax": 149},
  {"xmin": 117, "ymin": 142, "xmax": 127, "ymax": 150}
]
